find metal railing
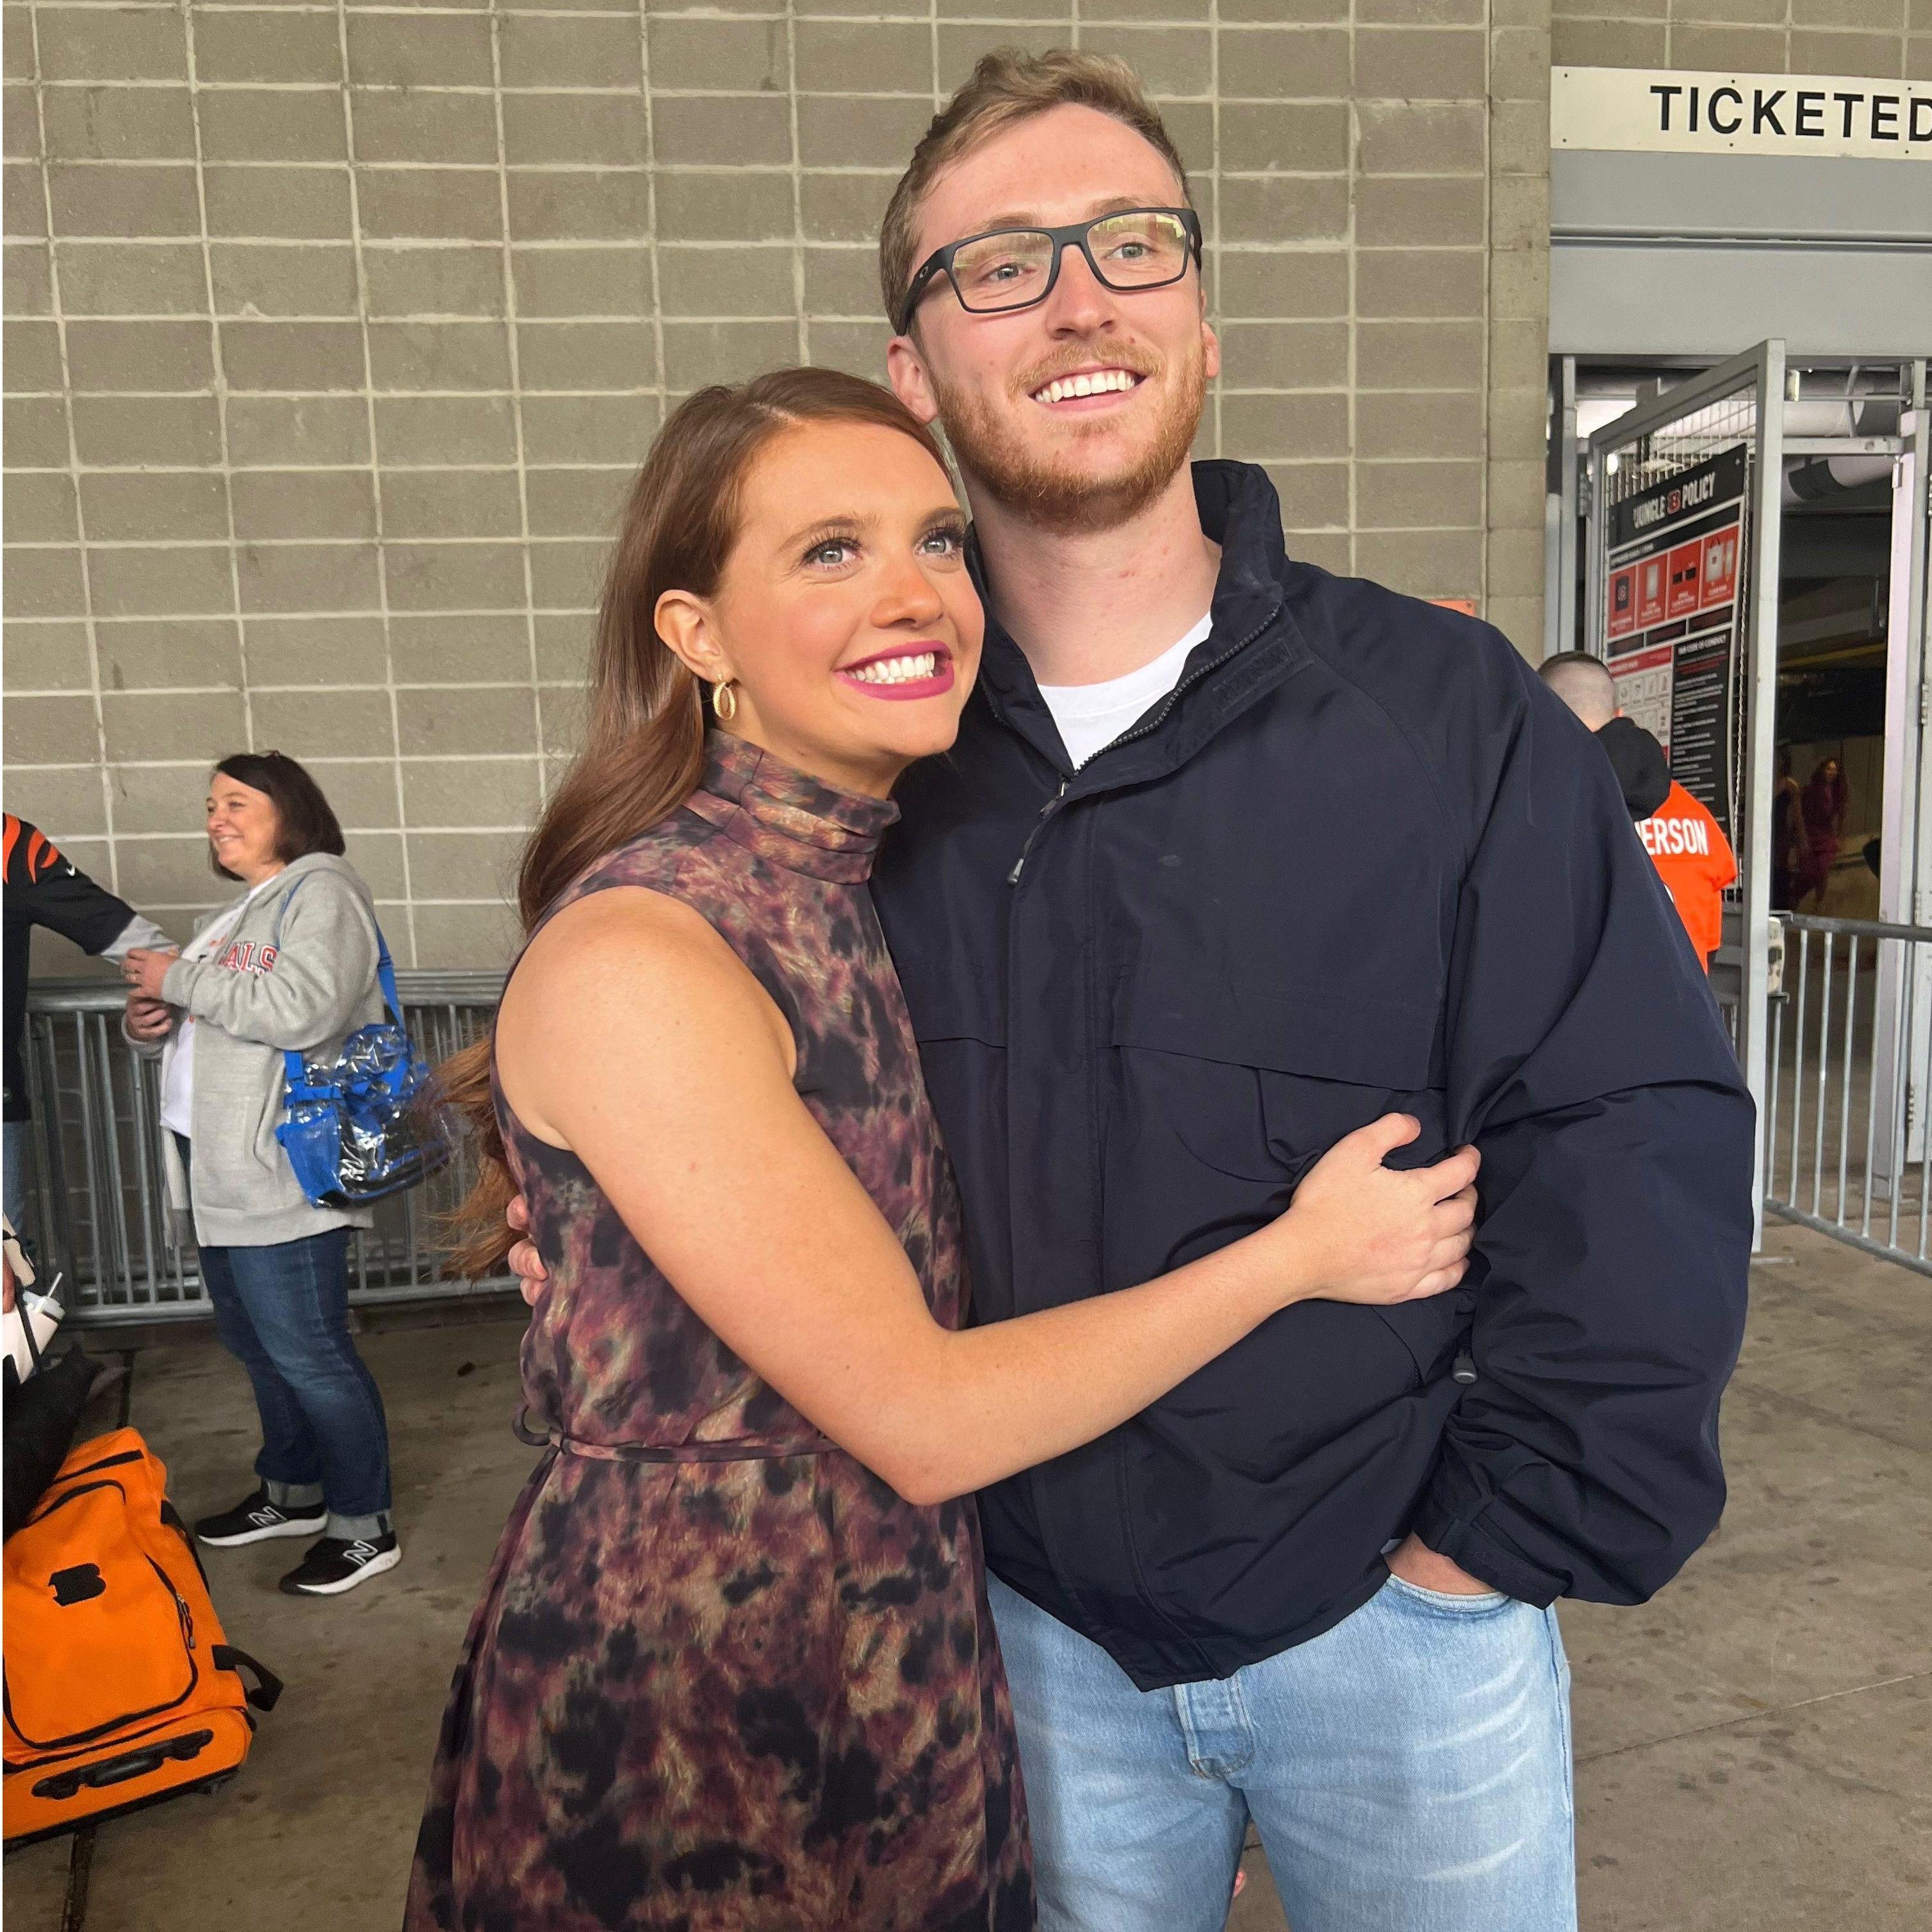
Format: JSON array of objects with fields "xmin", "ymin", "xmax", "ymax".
[
  {"xmin": 1763, "ymin": 912, "xmax": 1932, "ymax": 1277},
  {"xmin": 17, "ymin": 972, "xmax": 510, "ymax": 1325},
  {"xmin": 24, "ymin": 914, "xmax": 1932, "ymax": 1314}
]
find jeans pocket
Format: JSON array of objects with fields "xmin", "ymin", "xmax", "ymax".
[{"xmin": 1381, "ymin": 1571, "xmax": 1512, "ymax": 1614}]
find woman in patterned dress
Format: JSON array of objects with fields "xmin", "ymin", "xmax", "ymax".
[{"xmin": 407, "ymin": 369, "xmax": 1480, "ymax": 1932}]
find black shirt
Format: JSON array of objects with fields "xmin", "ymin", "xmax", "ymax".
[{"xmin": 3, "ymin": 817, "xmax": 145, "ymax": 1122}]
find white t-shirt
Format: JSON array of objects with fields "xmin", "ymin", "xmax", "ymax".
[
  {"xmin": 1036, "ymin": 614, "xmax": 1213, "ymax": 769},
  {"xmin": 158, "ymin": 877, "xmax": 279, "ymax": 1140}
]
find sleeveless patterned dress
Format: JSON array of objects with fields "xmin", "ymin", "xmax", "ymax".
[{"xmin": 405, "ymin": 733, "xmax": 1033, "ymax": 1932}]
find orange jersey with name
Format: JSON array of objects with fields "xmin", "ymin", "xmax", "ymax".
[{"xmin": 1638, "ymin": 782, "xmax": 1736, "ymax": 966}]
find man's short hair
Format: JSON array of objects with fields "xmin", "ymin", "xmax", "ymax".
[
  {"xmin": 879, "ymin": 48, "xmax": 1192, "ymax": 333},
  {"xmin": 1539, "ymin": 651, "xmax": 1617, "ymax": 730}
]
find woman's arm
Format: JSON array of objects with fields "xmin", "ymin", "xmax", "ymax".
[
  {"xmin": 498, "ymin": 890, "xmax": 1477, "ymax": 1507},
  {"xmin": 156, "ymin": 878, "xmax": 379, "ymax": 1052}
]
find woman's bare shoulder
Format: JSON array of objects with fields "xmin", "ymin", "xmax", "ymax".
[
  {"xmin": 498, "ymin": 884, "xmax": 794, "ymax": 1149},
  {"xmin": 511, "ymin": 885, "xmax": 755, "ymax": 1024}
]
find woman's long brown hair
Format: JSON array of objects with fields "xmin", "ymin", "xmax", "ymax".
[{"xmin": 442, "ymin": 366, "xmax": 951, "ymax": 1277}]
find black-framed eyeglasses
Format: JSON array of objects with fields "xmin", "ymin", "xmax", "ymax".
[{"xmin": 895, "ymin": 206, "xmax": 1203, "ymax": 336}]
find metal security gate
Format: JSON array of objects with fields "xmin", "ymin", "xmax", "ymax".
[
  {"xmin": 1580, "ymin": 354, "xmax": 1932, "ymax": 1269},
  {"xmin": 1765, "ymin": 912, "xmax": 1932, "ymax": 1279},
  {"xmin": 1584, "ymin": 341, "xmax": 1787, "ymax": 1233},
  {"xmin": 17, "ymin": 974, "xmax": 511, "ymax": 1325}
]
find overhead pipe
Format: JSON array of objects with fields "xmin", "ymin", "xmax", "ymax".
[
  {"xmin": 1782, "ymin": 374, "xmax": 1901, "ymax": 503},
  {"xmin": 1783, "ymin": 454, "xmax": 1897, "ymax": 505}
]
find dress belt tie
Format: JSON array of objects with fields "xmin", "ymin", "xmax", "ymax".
[{"xmin": 514, "ymin": 1407, "xmax": 837, "ymax": 1463}]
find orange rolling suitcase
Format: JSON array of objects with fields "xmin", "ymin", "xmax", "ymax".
[{"xmin": 3, "ymin": 1428, "xmax": 282, "ymax": 1844}]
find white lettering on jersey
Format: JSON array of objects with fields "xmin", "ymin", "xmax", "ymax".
[{"xmin": 1640, "ymin": 814, "xmax": 1710, "ymax": 857}]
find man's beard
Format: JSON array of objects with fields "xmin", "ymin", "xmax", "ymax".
[{"xmin": 930, "ymin": 342, "xmax": 1206, "ymax": 538}]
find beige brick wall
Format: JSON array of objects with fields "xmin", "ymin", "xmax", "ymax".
[
  {"xmin": 4, "ymin": 1, "xmax": 1550, "ymax": 969},
  {"xmin": 1551, "ymin": 0, "xmax": 1931, "ymax": 79}
]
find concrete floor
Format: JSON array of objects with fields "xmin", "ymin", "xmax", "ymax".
[{"xmin": 6, "ymin": 1220, "xmax": 1928, "ymax": 1930}]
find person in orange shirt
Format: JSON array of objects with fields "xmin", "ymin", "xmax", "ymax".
[
  {"xmin": 1539, "ymin": 655, "xmax": 1737, "ymax": 970},
  {"xmin": 1635, "ymin": 781, "xmax": 1737, "ymax": 969}
]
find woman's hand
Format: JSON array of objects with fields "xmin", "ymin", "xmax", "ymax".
[
  {"xmin": 1272, "ymin": 1114, "xmax": 1480, "ymax": 1307},
  {"xmin": 121, "ymin": 947, "xmax": 179, "ymax": 1001},
  {"xmin": 125, "ymin": 992, "xmax": 176, "ymax": 1042},
  {"xmin": 506, "ymin": 1195, "xmax": 547, "ymax": 1308}
]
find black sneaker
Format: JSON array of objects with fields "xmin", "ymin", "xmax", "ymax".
[
  {"xmin": 279, "ymin": 1531, "xmax": 400, "ymax": 1597},
  {"xmin": 195, "ymin": 1486, "xmax": 327, "ymax": 1548}
]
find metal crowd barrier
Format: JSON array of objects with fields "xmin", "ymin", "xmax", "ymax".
[
  {"xmin": 25, "ymin": 915, "xmax": 1932, "ymax": 1318},
  {"xmin": 17, "ymin": 973, "xmax": 511, "ymax": 1325},
  {"xmin": 1763, "ymin": 912, "xmax": 1932, "ymax": 1278}
]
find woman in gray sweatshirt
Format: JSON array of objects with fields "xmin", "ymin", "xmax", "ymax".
[{"xmin": 122, "ymin": 752, "xmax": 400, "ymax": 1598}]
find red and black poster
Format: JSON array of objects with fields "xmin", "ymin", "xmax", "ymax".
[{"xmin": 1604, "ymin": 446, "xmax": 1748, "ymax": 841}]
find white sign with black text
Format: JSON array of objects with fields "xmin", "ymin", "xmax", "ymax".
[{"xmin": 1553, "ymin": 65, "xmax": 1932, "ymax": 162}]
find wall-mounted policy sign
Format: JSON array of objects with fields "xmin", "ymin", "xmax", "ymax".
[{"xmin": 1553, "ymin": 66, "xmax": 1931, "ymax": 161}]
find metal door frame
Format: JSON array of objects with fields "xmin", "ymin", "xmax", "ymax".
[
  {"xmin": 1871, "ymin": 363, "xmax": 1932, "ymax": 1181},
  {"xmin": 1545, "ymin": 357, "xmax": 1579, "ymax": 662},
  {"xmin": 1901, "ymin": 362, "xmax": 1931, "ymax": 927},
  {"xmin": 1583, "ymin": 340, "xmax": 1786, "ymax": 1233}
]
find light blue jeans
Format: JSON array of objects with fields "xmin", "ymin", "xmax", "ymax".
[{"xmin": 988, "ymin": 1571, "xmax": 1576, "ymax": 1932}]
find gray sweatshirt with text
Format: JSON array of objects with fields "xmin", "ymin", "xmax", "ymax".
[{"xmin": 129, "ymin": 854, "xmax": 384, "ymax": 1247}]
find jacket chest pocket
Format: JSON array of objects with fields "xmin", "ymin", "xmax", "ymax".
[
  {"xmin": 1108, "ymin": 969, "xmax": 1473, "ymax": 1385},
  {"xmin": 1109, "ymin": 970, "xmax": 1441, "ymax": 1183}
]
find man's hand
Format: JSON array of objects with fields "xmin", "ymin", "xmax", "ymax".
[
  {"xmin": 507, "ymin": 1195, "xmax": 548, "ymax": 1308},
  {"xmin": 126, "ymin": 992, "xmax": 174, "ymax": 1042},
  {"xmin": 1386, "ymin": 1532, "xmax": 1496, "ymax": 1596},
  {"xmin": 121, "ymin": 947, "xmax": 179, "ymax": 1001}
]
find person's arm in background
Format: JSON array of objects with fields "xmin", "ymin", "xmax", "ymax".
[
  {"xmin": 146, "ymin": 876, "xmax": 378, "ymax": 1054},
  {"xmin": 1404, "ymin": 655, "xmax": 1755, "ymax": 1607},
  {"xmin": 4, "ymin": 817, "xmax": 170, "ymax": 963}
]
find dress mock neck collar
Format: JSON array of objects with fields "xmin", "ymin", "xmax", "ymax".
[{"xmin": 684, "ymin": 731, "xmax": 899, "ymax": 883}]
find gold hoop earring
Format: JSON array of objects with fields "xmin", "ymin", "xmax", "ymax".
[{"xmin": 713, "ymin": 680, "xmax": 738, "ymax": 724}]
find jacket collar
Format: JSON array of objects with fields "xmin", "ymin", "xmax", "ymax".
[{"xmin": 967, "ymin": 461, "xmax": 1309, "ymax": 790}]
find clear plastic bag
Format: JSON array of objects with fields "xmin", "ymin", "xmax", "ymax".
[
  {"xmin": 281, "ymin": 1022, "xmax": 451, "ymax": 1208},
  {"xmin": 276, "ymin": 924, "xmax": 452, "ymax": 1208}
]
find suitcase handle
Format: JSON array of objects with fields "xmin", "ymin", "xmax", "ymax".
[
  {"xmin": 211, "ymin": 1645, "xmax": 283, "ymax": 1713},
  {"xmin": 31, "ymin": 1729, "xmax": 215, "ymax": 1801}
]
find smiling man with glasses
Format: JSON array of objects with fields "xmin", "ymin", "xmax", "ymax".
[
  {"xmin": 507, "ymin": 47, "xmax": 1753, "ymax": 1932},
  {"xmin": 874, "ymin": 49, "xmax": 1749, "ymax": 1932}
]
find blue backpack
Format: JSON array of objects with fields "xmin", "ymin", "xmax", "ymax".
[{"xmin": 275, "ymin": 925, "xmax": 450, "ymax": 1209}]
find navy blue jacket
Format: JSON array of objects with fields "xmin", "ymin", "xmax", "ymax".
[{"xmin": 872, "ymin": 461, "xmax": 1754, "ymax": 1692}]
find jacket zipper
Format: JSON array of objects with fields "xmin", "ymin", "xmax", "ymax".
[
  {"xmin": 1006, "ymin": 778, "xmax": 1070, "ymax": 885},
  {"xmin": 1005, "ymin": 599, "xmax": 1283, "ymax": 887}
]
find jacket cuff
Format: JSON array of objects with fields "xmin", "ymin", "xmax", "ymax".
[
  {"xmin": 120, "ymin": 1018, "xmax": 165, "ymax": 1060},
  {"xmin": 161, "ymin": 956, "xmax": 202, "ymax": 1011},
  {"xmin": 1408, "ymin": 1493, "xmax": 1566, "ymax": 1609}
]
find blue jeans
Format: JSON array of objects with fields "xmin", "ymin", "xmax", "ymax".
[
  {"xmin": 988, "ymin": 1571, "xmax": 1575, "ymax": 1932},
  {"xmin": 181, "ymin": 1134, "xmax": 392, "ymax": 1521}
]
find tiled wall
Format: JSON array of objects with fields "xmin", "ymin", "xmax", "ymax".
[
  {"xmin": 1551, "ymin": 0, "xmax": 1930, "ymax": 78},
  {"xmin": 4, "ymin": 1, "xmax": 1551, "ymax": 968}
]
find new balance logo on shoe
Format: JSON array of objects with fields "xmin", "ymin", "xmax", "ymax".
[
  {"xmin": 279, "ymin": 1531, "xmax": 402, "ymax": 1598},
  {"xmin": 195, "ymin": 1487, "xmax": 327, "ymax": 1548}
]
